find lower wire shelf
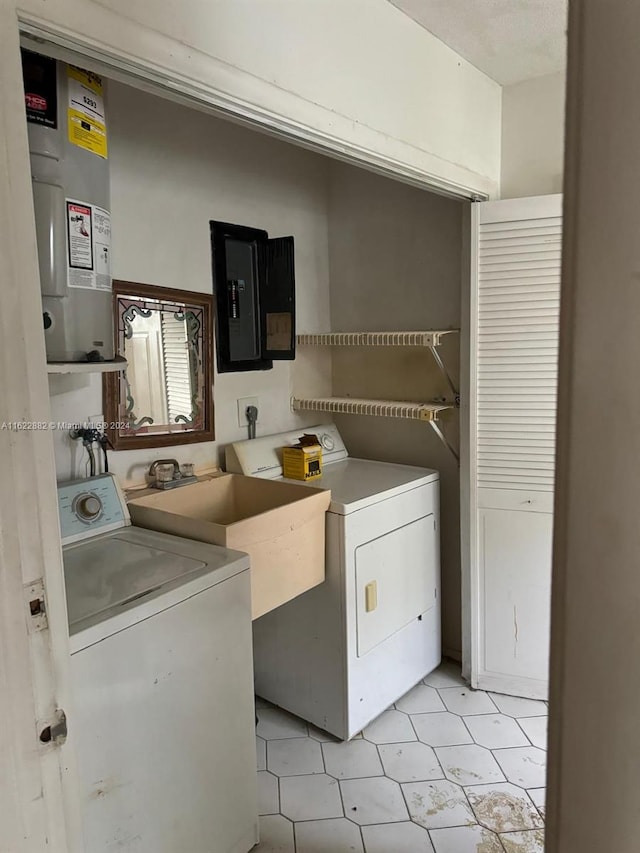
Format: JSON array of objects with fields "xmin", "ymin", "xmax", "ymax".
[
  {"xmin": 291, "ymin": 396, "xmax": 459, "ymax": 461},
  {"xmin": 291, "ymin": 396, "xmax": 449, "ymax": 422}
]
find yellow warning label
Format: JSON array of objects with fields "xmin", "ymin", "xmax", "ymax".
[
  {"xmin": 67, "ymin": 66, "xmax": 108, "ymax": 158},
  {"xmin": 68, "ymin": 109, "xmax": 108, "ymax": 157}
]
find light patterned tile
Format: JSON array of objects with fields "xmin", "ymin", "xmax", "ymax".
[
  {"xmin": 257, "ymin": 771, "xmax": 280, "ymax": 816},
  {"xmin": 279, "ymin": 774, "xmax": 343, "ymax": 822},
  {"xmin": 254, "ymin": 814, "xmax": 295, "ymax": 852},
  {"xmin": 402, "ymin": 779, "xmax": 474, "ymax": 829},
  {"xmin": 340, "ymin": 776, "xmax": 409, "ymax": 825},
  {"xmin": 500, "ymin": 828, "xmax": 546, "ymax": 852},
  {"xmin": 267, "ymin": 737, "xmax": 324, "ymax": 777},
  {"xmin": 424, "ymin": 662, "xmax": 466, "ymax": 689},
  {"xmin": 322, "ymin": 739, "xmax": 383, "ymax": 780},
  {"xmin": 518, "ymin": 716, "xmax": 548, "ymax": 750},
  {"xmin": 257, "ymin": 708, "xmax": 308, "ymax": 740},
  {"xmin": 378, "ymin": 741, "xmax": 443, "ymax": 783},
  {"xmin": 464, "ymin": 714, "xmax": 530, "ymax": 749},
  {"xmin": 395, "ymin": 684, "xmax": 446, "ymax": 714},
  {"xmin": 362, "ymin": 821, "xmax": 435, "ymax": 853},
  {"xmin": 527, "ymin": 787, "xmax": 546, "ymax": 821},
  {"xmin": 439, "ymin": 687, "xmax": 498, "ymax": 716},
  {"xmin": 363, "ymin": 709, "xmax": 417, "ymax": 744},
  {"xmin": 465, "ymin": 782, "xmax": 543, "ymax": 833},
  {"xmin": 489, "ymin": 694, "xmax": 548, "ymax": 718},
  {"xmin": 493, "ymin": 747, "xmax": 546, "ymax": 789},
  {"xmin": 430, "ymin": 825, "xmax": 503, "ymax": 853},
  {"xmin": 411, "ymin": 712, "xmax": 473, "ymax": 747},
  {"xmin": 256, "ymin": 736, "xmax": 267, "ymax": 771},
  {"xmin": 295, "ymin": 818, "xmax": 364, "ymax": 853},
  {"xmin": 435, "ymin": 744, "xmax": 505, "ymax": 786}
]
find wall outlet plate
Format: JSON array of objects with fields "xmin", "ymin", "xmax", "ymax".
[{"xmin": 237, "ymin": 397, "xmax": 259, "ymax": 427}]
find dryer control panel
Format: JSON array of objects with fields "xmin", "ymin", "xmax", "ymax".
[
  {"xmin": 226, "ymin": 423, "xmax": 348, "ymax": 478},
  {"xmin": 58, "ymin": 474, "xmax": 129, "ymax": 544}
]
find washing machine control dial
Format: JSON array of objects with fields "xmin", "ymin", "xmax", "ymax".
[
  {"xmin": 320, "ymin": 433, "xmax": 335, "ymax": 451},
  {"xmin": 74, "ymin": 493, "xmax": 103, "ymax": 522}
]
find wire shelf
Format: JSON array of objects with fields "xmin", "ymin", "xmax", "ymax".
[
  {"xmin": 296, "ymin": 330, "xmax": 458, "ymax": 348},
  {"xmin": 291, "ymin": 396, "xmax": 451, "ymax": 423}
]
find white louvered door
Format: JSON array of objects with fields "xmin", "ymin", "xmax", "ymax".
[{"xmin": 468, "ymin": 194, "xmax": 562, "ymax": 699}]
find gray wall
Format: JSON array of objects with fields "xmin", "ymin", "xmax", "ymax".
[{"xmin": 327, "ymin": 163, "xmax": 464, "ymax": 656}]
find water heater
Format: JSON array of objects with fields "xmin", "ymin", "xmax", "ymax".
[{"xmin": 22, "ymin": 49, "xmax": 114, "ymax": 362}]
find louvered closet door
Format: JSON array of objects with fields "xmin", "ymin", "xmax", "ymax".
[{"xmin": 470, "ymin": 194, "xmax": 562, "ymax": 700}]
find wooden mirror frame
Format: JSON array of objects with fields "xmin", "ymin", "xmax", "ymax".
[{"xmin": 103, "ymin": 280, "xmax": 214, "ymax": 450}]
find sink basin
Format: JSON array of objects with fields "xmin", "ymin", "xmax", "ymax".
[{"xmin": 128, "ymin": 474, "xmax": 330, "ymax": 619}]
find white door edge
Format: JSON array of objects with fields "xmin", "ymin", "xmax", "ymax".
[
  {"xmin": 460, "ymin": 202, "xmax": 480, "ymax": 684},
  {"xmin": 0, "ymin": 8, "xmax": 83, "ymax": 852}
]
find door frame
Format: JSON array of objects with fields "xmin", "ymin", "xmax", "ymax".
[
  {"xmin": 2, "ymin": 6, "xmax": 489, "ymax": 848},
  {"xmin": 0, "ymin": 6, "xmax": 83, "ymax": 850}
]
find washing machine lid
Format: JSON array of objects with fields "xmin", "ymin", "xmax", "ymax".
[
  {"xmin": 63, "ymin": 526, "xmax": 249, "ymax": 637},
  {"xmin": 283, "ymin": 458, "xmax": 439, "ymax": 515}
]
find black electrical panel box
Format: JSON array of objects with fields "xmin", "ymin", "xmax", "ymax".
[{"xmin": 210, "ymin": 221, "xmax": 295, "ymax": 373}]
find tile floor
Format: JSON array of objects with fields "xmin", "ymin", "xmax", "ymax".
[{"xmin": 253, "ymin": 661, "xmax": 547, "ymax": 853}]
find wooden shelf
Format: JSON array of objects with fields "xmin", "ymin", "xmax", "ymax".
[
  {"xmin": 296, "ymin": 330, "xmax": 458, "ymax": 347},
  {"xmin": 291, "ymin": 396, "xmax": 452, "ymax": 423},
  {"xmin": 47, "ymin": 356, "xmax": 127, "ymax": 375}
]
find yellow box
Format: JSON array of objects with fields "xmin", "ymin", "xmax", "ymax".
[{"xmin": 282, "ymin": 435, "xmax": 323, "ymax": 481}]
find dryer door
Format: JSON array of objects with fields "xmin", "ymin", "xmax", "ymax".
[{"xmin": 355, "ymin": 513, "xmax": 437, "ymax": 657}]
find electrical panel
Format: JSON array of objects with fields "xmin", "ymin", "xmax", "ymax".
[{"xmin": 210, "ymin": 221, "xmax": 295, "ymax": 373}]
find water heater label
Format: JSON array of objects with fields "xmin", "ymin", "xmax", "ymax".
[
  {"xmin": 67, "ymin": 66, "xmax": 108, "ymax": 159},
  {"xmin": 68, "ymin": 202, "xmax": 92, "ymax": 269},
  {"xmin": 67, "ymin": 199, "xmax": 111, "ymax": 291}
]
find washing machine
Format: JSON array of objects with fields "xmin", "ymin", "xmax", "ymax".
[
  {"xmin": 226, "ymin": 423, "xmax": 441, "ymax": 740},
  {"xmin": 59, "ymin": 474, "xmax": 258, "ymax": 853}
]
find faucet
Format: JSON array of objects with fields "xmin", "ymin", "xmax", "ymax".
[
  {"xmin": 148, "ymin": 459, "xmax": 197, "ymax": 490},
  {"xmin": 148, "ymin": 459, "xmax": 180, "ymax": 480}
]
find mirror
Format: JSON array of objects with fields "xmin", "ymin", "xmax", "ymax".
[{"xmin": 103, "ymin": 281, "xmax": 214, "ymax": 449}]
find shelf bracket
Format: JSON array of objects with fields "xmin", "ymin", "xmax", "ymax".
[
  {"xmin": 427, "ymin": 345, "xmax": 459, "ymax": 405},
  {"xmin": 428, "ymin": 419, "xmax": 459, "ymax": 464}
]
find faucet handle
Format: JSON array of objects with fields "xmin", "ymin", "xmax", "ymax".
[{"xmin": 148, "ymin": 458, "xmax": 180, "ymax": 478}]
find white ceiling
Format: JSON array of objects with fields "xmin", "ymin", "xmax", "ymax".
[{"xmin": 389, "ymin": 0, "xmax": 567, "ymax": 86}]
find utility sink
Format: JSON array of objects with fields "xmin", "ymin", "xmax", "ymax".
[{"xmin": 128, "ymin": 474, "xmax": 330, "ymax": 619}]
